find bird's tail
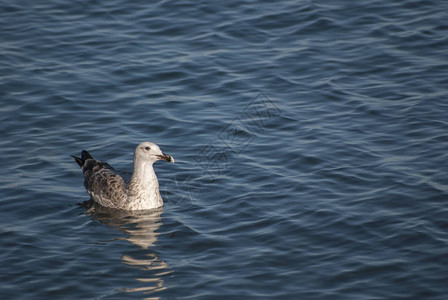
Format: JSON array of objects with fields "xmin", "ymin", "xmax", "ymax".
[{"xmin": 71, "ymin": 150, "xmax": 93, "ymax": 167}]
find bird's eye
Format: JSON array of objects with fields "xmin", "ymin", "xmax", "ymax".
[{"xmin": 145, "ymin": 146, "xmax": 150, "ymax": 151}]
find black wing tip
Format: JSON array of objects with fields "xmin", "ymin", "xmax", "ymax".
[
  {"xmin": 81, "ymin": 150, "xmax": 93, "ymax": 161},
  {"xmin": 71, "ymin": 155, "xmax": 83, "ymax": 167},
  {"xmin": 72, "ymin": 150, "xmax": 94, "ymax": 167}
]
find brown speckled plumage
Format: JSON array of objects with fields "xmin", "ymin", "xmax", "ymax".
[{"xmin": 72, "ymin": 142, "xmax": 174, "ymax": 210}]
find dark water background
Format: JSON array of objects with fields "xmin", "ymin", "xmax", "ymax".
[{"xmin": 1, "ymin": 0, "xmax": 448, "ymax": 299}]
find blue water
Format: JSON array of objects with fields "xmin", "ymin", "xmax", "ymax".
[{"xmin": 1, "ymin": 0, "xmax": 448, "ymax": 299}]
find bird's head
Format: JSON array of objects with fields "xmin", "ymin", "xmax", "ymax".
[{"xmin": 135, "ymin": 141, "xmax": 174, "ymax": 164}]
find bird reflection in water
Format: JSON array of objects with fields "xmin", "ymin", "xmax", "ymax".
[{"xmin": 85, "ymin": 201, "xmax": 171, "ymax": 297}]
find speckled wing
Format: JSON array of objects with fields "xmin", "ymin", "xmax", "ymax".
[{"xmin": 81, "ymin": 157, "xmax": 128, "ymax": 209}]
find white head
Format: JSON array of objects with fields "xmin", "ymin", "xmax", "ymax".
[{"xmin": 134, "ymin": 141, "xmax": 174, "ymax": 165}]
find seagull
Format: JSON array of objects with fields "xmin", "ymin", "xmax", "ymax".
[{"xmin": 72, "ymin": 141, "xmax": 174, "ymax": 210}]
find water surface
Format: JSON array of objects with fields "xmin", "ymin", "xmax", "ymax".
[{"xmin": 1, "ymin": 0, "xmax": 448, "ymax": 299}]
